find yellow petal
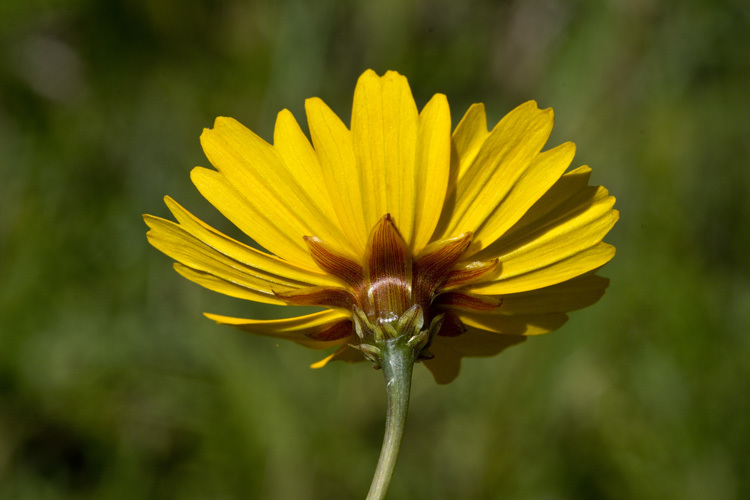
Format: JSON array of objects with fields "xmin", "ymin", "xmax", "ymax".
[
  {"xmin": 423, "ymin": 330, "xmax": 526, "ymax": 384},
  {"xmin": 204, "ymin": 310, "xmax": 353, "ymax": 350},
  {"xmin": 470, "ymin": 141, "xmax": 576, "ymax": 252},
  {"xmin": 173, "ymin": 263, "xmax": 282, "ymax": 304},
  {"xmin": 351, "ymin": 70, "xmax": 419, "ymax": 245},
  {"xmin": 430, "ymin": 279, "xmax": 594, "ymax": 354},
  {"xmin": 498, "ymin": 274, "xmax": 610, "ymax": 315},
  {"xmin": 190, "ymin": 165, "xmax": 311, "ymax": 267},
  {"xmin": 199, "ymin": 116, "xmax": 348, "ymax": 266},
  {"xmin": 469, "ymin": 184, "xmax": 618, "ymax": 294},
  {"xmin": 305, "ymin": 96, "xmax": 368, "ymax": 254},
  {"xmin": 310, "ymin": 353, "xmax": 335, "ymax": 369},
  {"xmin": 411, "ymin": 93, "xmax": 451, "ymax": 252},
  {"xmin": 472, "ymin": 242, "xmax": 615, "ymax": 296},
  {"xmin": 145, "ymin": 215, "xmax": 303, "ymax": 304},
  {"xmin": 475, "ymin": 165, "xmax": 606, "ymax": 261},
  {"xmin": 310, "ymin": 345, "xmax": 365, "ymax": 368},
  {"xmin": 273, "ymin": 110, "xmax": 355, "ymax": 257},
  {"xmin": 456, "ymin": 311, "xmax": 569, "ymax": 336},
  {"xmin": 451, "ymin": 103, "xmax": 490, "ymax": 185},
  {"xmin": 161, "ymin": 197, "xmax": 343, "ymax": 287},
  {"xmin": 434, "ymin": 101, "xmax": 554, "ymax": 240}
]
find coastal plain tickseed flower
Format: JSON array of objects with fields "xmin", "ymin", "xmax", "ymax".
[{"xmin": 144, "ymin": 69, "xmax": 617, "ymax": 384}]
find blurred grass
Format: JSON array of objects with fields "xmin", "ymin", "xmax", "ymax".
[{"xmin": 1, "ymin": 0, "xmax": 749, "ymax": 498}]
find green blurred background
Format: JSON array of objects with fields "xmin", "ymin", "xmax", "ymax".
[{"xmin": 1, "ymin": 0, "xmax": 749, "ymax": 498}]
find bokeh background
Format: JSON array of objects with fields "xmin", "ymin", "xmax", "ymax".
[{"xmin": 2, "ymin": 0, "xmax": 749, "ymax": 498}]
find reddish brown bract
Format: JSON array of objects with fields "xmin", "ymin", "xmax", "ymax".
[{"xmin": 284, "ymin": 214, "xmax": 501, "ymax": 344}]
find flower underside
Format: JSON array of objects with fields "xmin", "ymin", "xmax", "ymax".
[
  {"xmin": 279, "ymin": 214, "xmax": 500, "ymax": 362},
  {"xmin": 144, "ymin": 69, "xmax": 619, "ymax": 500},
  {"xmin": 144, "ymin": 69, "xmax": 618, "ymax": 384}
]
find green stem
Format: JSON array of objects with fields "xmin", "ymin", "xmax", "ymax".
[{"xmin": 366, "ymin": 338, "xmax": 417, "ymax": 500}]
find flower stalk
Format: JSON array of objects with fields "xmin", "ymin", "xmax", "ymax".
[
  {"xmin": 366, "ymin": 336, "xmax": 417, "ymax": 500},
  {"xmin": 144, "ymin": 68, "xmax": 619, "ymax": 500}
]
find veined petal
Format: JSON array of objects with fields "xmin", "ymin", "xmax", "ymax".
[
  {"xmin": 472, "ymin": 165, "xmax": 608, "ymax": 261},
  {"xmin": 204, "ymin": 310, "xmax": 353, "ymax": 349},
  {"xmin": 351, "ymin": 70, "xmax": 419, "ymax": 245},
  {"xmin": 276, "ymin": 286, "xmax": 358, "ymax": 311},
  {"xmin": 472, "ymin": 243, "xmax": 615, "ymax": 295},
  {"xmin": 173, "ymin": 263, "xmax": 283, "ymax": 304},
  {"xmin": 434, "ymin": 292, "xmax": 501, "ymax": 311},
  {"xmin": 202, "ymin": 117, "xmax": 350, "ymax": 266},
  {"xmin": 190, "ymin": 166, "xmax": 314, "ymax": 267},
  {"xmin": 413, "ymin": 232, "xmax": 472, "ymax": 306},
  {"xmin": 438, "ymin": 258, "xmax": 499, "ymax": 291},
  {"xmin": 306, "ymin": 96, "xmax": 368, "ymax": 254},
  {"xmin": 364, "ymin": 214, "xmax": 412, "ymax": 319},
  {"xmin": 304, "ymin": 236, "xmax": 364, "ymax": 289},
  {"xmin": 451, "ymin": 103, "xmax": 490, "ymax": 185},
  {"xmin": 145, "ymin": 215, "xmax": 314, "ymax": 298},
  {"xmin": 423, "ymin": 330, "xmax": 526, "ymax": 384},
  {"xmin": 434, "ymin": 101, "xmax": 554, "ymax": 240},
  {"xmin": 444, "ymin": 273, "xmax": 609, "ymax": 318},
  {"xmin": 161, "ymin": 197, "xmax": 343, "ymax": 287},
  {"xmin": 273, "ymin": 110, "xmax": 355, "ymax": 257},
  {"xmin": 411, "ymin": 93, "xmax": 451, "ymax": 252},
  {"xmin": 469, "ymin": 185, "xmax": 618, "ymax": 294},
  {"xmin": 499, "ymin": 197, "xmax": 616, "ymax": 269},
  {"xmin": 469, "ymin": 142, "xmax": 576, "ymax": 254}
]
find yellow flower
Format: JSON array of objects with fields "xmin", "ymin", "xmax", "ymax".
[{"xmin": 144, "ymin": 69, "xmax": 618, "ymax": 384}]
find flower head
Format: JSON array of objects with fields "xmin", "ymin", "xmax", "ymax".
[{"xmin": 144, "ymin": 69, "xmax": 618, "ymax": 384}]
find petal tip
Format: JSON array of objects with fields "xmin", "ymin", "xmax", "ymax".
[
  {"xmin": 310, "ymin": 353, "xmax": 335, "ymax": 369},
  {"xmin": 203, "ymin": 312, "xmax": 220, "ymax": 322},
  {"xmin": 304, "ymin": 96, "xmax": 325, "ymax": 111}
]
